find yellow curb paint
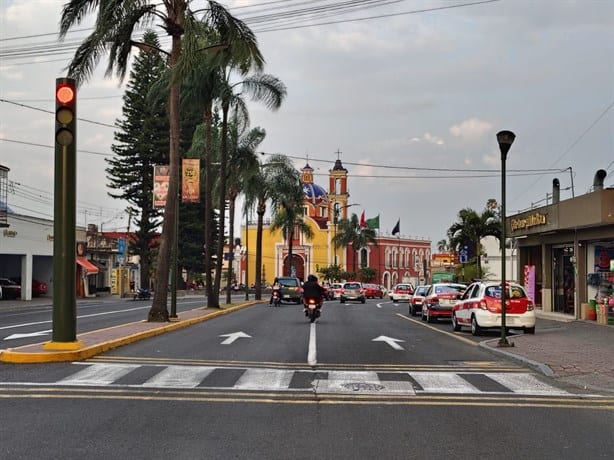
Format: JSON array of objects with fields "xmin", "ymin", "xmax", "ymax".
[{"xmin": 42, "ymin": 340, "xmax": 85, "ymax": 351}]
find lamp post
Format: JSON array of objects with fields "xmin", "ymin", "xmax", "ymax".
[{"xmin": 497, "ymin": 130, "xmax": 515, "ymax": 347}]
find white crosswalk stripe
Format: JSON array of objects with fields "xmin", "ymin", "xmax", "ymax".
[
  {"xmin": 46, "ymin": 363, "xmax": 571, "ymax": 396},
  {"xmin": 143, "ymin": 365, "xmax": 215, "ymax": 388}
]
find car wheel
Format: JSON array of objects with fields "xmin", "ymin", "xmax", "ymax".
[
  {"xmin": 427, "ymin": 310, "xmax": 435, "ymax": 323},
  {"xmin": 340, "ymin": 298, "xmax": 345, "ymax": 303},
  {"xmin": 390, "ymin": 296, "xmax": 394, "ymax": 302},
  {"xmin": 452, "ymin": 314, "xmax": 461, "ymax": 332},
  {"xmin": 421, "ymin": 308, "xmax": 427, "ymax": 321},
  {"xmin": 361, "ymin": 297, "xmax": 366, "ymax": 304},
  {"xmin": 471, "ymin": 316, "xmax": 481, "ymax": 336},
  {"xmin": 524, "ymin": 327, "xmax": 535, "ymax": 334}
]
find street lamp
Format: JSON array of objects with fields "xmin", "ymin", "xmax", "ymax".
[{"xmin": 497, "ymin": 130, "xmax": 515, "ymax": 347}]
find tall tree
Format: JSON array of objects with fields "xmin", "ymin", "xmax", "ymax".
[
  {"xmin": 224, "ymin": 119, "xmax": 265, "ymax": 304},
  {"xmin": 447, "ymin": 206, "xmax": 501, "ymax": 279},
  {"xmin": 214, "ymin": 73, "xmax": 286, "ymax": 305},
  {"xmin": 268, "ymin": 167, "xmax": 312, "ymax": 278},
  {"xmin": 105, "ymin": 31, "xmax": 167, "ymax": 291},
  {"xmin": 332, "ymin": 213, "xmax": 378, "ymax": 273},
  {"xmin": 60, "ymin": 0, "xmax": 253, "ymax": 321}
]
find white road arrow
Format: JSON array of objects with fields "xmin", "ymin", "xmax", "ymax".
[
  {"xmin": 372, "ymin": 335, "xmax": 405, "ymax": 350},
  {"xmin": 4, "ymin": 330, "xmax": 52, "ymax": 340},
  {"xmin": 219, "ymin": 331, "xmax": 251, "ymax": 345}
]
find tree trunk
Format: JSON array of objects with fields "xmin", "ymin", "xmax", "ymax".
[
  {"xmin": 204, "ymin": 104, "xmax": 216, "ymax": 308},
  {"xmin": 225, "ymin": 192, "xmax": 237, "ymax": 304},
  {"xmin": 213, "ymin": 104, "xmax": 230, "ymax": 307},
  {"xmin": 149, "ymin": 33, "xmax": 185, "ymax": 322},
  {"xmin": 254, "ymin": 200, "xmax": 265, "ymax": 298}
]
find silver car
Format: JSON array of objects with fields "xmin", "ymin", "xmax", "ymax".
[{"xmin": 340, "ymin": 282, "xmax": 366, "ymax": 304}]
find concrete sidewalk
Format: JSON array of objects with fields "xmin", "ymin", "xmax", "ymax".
[
  {"xmin": 1, "ymin": 299, "xmax": 613, "ymax": 395},
  {"xmin": 481, "ymin": 311, "xmax": 614, "ymax": 395}
]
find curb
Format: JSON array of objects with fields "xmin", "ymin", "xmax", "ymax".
[
  {"xmin": 478, "ymin": 338, "xmax": 554, "ymax": 377},
  {"xmin": 0, "ymin": 301, "xmax": 258, "ymax": 364}
]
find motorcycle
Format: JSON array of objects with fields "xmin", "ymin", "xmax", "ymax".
[
  {"xmin": 133, "ymin": 288, "xmax": 151, "ymax": 301},
  {"xmin": 304, "ymin": 296, "xmax": 322, "ymax": 323},
  {"xmin": 271, "ymin": 289, "xmax": 281, "ymax": 307}
]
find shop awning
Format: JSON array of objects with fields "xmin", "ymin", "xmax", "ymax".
[{"xmin": 76, "ymin": 257, "xmax": 99, "ymax": 274}]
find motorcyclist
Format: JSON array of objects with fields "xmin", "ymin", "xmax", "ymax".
[
  {"xmin": 269, "ymin": 278, "xmax": 281, "ymax": 305},
  {"xmin": 302, "ymin": 274, "xmax": 326, "ymax": 313}
]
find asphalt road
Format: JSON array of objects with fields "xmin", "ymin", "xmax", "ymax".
[{"xmin": 1, "ymin": 297, "xmax": 613, "ymax": 459}]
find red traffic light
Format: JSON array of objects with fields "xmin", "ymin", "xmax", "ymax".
[{"xmin": 56, "ymin": 84, "xmax": 75, "ymax": 105}]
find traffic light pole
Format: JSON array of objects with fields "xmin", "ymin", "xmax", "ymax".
[{"xmin": 46, "ymin": 77, "xmax": 82, "ymax": 349}]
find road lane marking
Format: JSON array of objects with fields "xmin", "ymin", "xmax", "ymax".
[
  {"xmin": 396, "ymin": 313, "xmax": 478, "ymax": 346},
  {"xmin": 307, "ymin": 322, "xmax": 317, "ymax": 366},
  {"xmin": 233, "ymin": 368, "xmax": 294, "ymax": 390},
  {"xmin": 58, "ymin": 363, "xmax": 139, "ymax": 385},
  {"xmin": 143, "ymin": 365, "xmax": 215, "ymax": 388}
]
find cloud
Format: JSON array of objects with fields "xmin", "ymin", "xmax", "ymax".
[
  {"xmin": 411, "ymin": 132, "xmax": 444, "ymax": 146},
  {"xmin": 449, "ymin": 118, "xmax": 493, "ymax": 140}
]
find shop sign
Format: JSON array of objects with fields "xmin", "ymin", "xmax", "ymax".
[
  {"xmin": 511, "ymin": 212, "xmax": 548, "ymax": 232},
  {"xmin": 594, "ymin": 247, "xmax": 614, "ymax": 273}
]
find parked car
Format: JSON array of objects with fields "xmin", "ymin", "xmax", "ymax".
[
  {"xmin": 331, "ymin": 283, "xmax": 344, "ymax": 299},
  {"xmin": 409, "ymin": 284, "xmax": 430, "ymax": 316},
  {"xmin": 389, "ymin": 283, "xmax": 414, "ymax": 303},
  {"xmin": 0, "ymin": 277, "xmax": 22, "ymax": 300},
  {"xmin": 340, "ymin": 281, "xmax": 366, "ymax": 303},
  {"xmin": 363, "ymin": 283, "xmax": 383, "ymax": 299},
  {"xmin": 421, "ymin": 283, "xmax": 467, "ymax": 322},
  {"xmin": 452, "ymin": 281, "xmax": 536, "ymax": 335},
  {"xmin": 11, "ymin": 277, "xmax": 47, "ymax": 297},
  {"xmin": 276, "ymin": 277, "xmax": 303, "ymax": 304}
]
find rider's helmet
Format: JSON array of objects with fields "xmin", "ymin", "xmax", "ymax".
[{"xmin": 307, "ymin": 274, "xmax": 318, "ymax": 283}]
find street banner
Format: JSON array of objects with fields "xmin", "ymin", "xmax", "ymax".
[
  {"xmin": 182, "ymin": 159, "xmax": 200, "ymax": 203},
  {"xmin": 153, "ymin": 165, "xmax": 170, "ymax": 209},
  {"xmin": 359, "ymin": 211, "xmax": 366, "ymax": 228},
  {"xmin": 524, "ymin": 265, "xmax": 536, "ymax": 302}
]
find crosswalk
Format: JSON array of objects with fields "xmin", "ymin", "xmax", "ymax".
[{"xmin": 24, "ymin": 362, "xmax": 573, "ymax": 396}]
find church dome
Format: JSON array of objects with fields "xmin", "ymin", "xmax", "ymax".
[{"xmin": 303, "ymin": 183, "xmax": 328, "ymax": 203}]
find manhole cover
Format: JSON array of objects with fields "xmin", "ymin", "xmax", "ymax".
[{"xmin": 341, "ymin": 382, "xmax": 384, "ymax": 392}]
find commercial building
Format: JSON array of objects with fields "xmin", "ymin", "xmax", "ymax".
[{"xmin": 507, "ymin": 169, "xmax": 614, "ymax": 319}]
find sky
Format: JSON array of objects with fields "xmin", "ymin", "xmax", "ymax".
[{"xmin": 1, "ymin": 0, "xmax": 613, "ymax": 248}]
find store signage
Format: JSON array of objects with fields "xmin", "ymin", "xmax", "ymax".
[
  {"xmin": 511, "ymin": 212, "xmax": 548, "ymax": 231},
  {"xmin": 3, "ymin": 229, "xmax": 17, "ymax": 237}
]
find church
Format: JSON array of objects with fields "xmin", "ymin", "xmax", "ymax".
[{"xmin": 240, "ymin": 158, "xmax": 431, "ymax": 290}]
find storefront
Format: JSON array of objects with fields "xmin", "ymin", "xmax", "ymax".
[{"xmin": 508, "ymin": 175, "xmax": 613, "ymax": 319}]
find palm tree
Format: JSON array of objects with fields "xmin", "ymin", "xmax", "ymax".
[
  {"xmin": 59, "ymin": 0, "xmax": 255, "ymax": 321},
  {"xmin": 333, "ymin": 213, "xmax": 378, "ymax": 273},
  {"xmin": 447, "ymin": 207, "xmax": 501, "ymax": 279},
  {"xmin": 214, "ymin": 73, "xmax": 286, "ymax": 304},
  {"xmin": 244, "ymin": 155, "xmax": 302, "ymax": 295},
  {"xmin": 437, "ymin": 239, "xmax": 449, "ymax": 253},
  {"xmin": 224, "ymin": 119, "xmax": 265, "ymax": 304}
]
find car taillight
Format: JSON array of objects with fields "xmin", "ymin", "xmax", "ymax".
[
  {"xmin": 308, "ymin": 298, "xmax": 316, "ymax": 305},
  {"xmin": 360, "ymin": 289, "xmax": 364, "ymax": 293},
  {"xmin": 479, "ymin": 300, "xmax": 488, "ymax": 310},
  {"xmin": 430, "ymin": 296, "xmax": 439, "ymax": 304},
  {"xmin": 527, "ymin": 301, "xmax": 534, "ymax": 311}
]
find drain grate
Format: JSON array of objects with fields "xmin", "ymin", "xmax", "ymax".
[{"xmin": 341, "ymin": 382, "xmax": 385, "ymax": 392}]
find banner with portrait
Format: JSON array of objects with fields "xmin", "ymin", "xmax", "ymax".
[
  {"xmin": 182, "ymin": 159, "xmax": 200, "ymax": 203},
  {"xmin": 153, "ymin": 165, "xmax": 170, "ymax": 209}
]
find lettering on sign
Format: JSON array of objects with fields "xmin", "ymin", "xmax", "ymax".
[
  {"xmin": 511, "ymin": 212, "xmax": 547, "ymax": 232},
  {"xmin": 3, "ymin": 229, "xmax": 17, "ymax": 237}
]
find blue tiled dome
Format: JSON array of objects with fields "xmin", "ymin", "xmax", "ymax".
[{"xmin": 303, "ymin": 183, "xmax": 328, "ymax": 203}]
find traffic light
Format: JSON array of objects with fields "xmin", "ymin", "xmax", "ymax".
[{"xmin": 55, "ymin": 78, "xmax": 76, "ymax": 147}]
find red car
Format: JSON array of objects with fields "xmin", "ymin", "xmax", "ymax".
[
  {"xmin": 11, "ymin": 278, "xmax": 47, "ymax": 297},
  {"xmin": 421, "ymin": 283, "xmax": 467, "ymax": 322},
  {"xmin": 363, "ymin": 283, "xmax": 383, "ymax": 299}
]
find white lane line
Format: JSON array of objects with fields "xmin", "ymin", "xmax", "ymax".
[
  {"xmin": 307, "ymin": 322, "xmax": 317, "ymax": 366},
  {"xmin": 0, "ymin": 306, "xmax": 151, "ymax": 331}
]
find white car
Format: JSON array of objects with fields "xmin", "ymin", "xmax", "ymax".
[
  {"xmin": 331, "ymin": 283, "xmax": 344, "ymax": 299},
  {"xmin": 452, "ymin": 281, "xmax": 536, "ymax": 335}
]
